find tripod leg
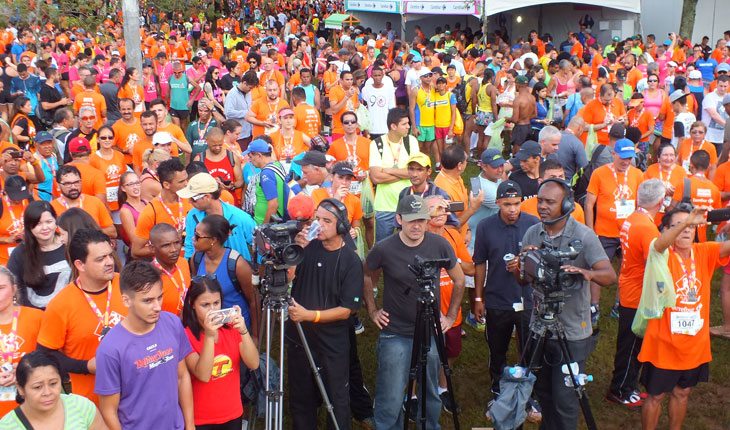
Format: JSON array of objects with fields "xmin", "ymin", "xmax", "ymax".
[
  {"xmin": 429, "ymin": 301, "xmax": 460, "ymax": 430},
  {"xmin": 277, "ymin": 307, "xmax": 285, "ymax": 430},
  {"xmin": 404, "ymin": 303, "xmax": 425, "ymax": 430},
  {"xmin": 419, "ymin": 306, "xmax": 432, "ymax": 430},
  {"xmin": 555, "ymin": 330, "xmax": 598, "ymax": 430}
]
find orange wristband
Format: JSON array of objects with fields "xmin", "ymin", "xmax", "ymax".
[{"xmin": 313, "ymin": 310, "xmax": 321, "ymax": 323}]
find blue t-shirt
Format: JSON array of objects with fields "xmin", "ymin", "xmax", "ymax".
[
  {"xmin": 195, "ymin": 248, "xmax": 251, "ymax": 326},
  {"xmin": 36, "ymin": 155, "xmax": 59, "ymax": 201},
  {"xmin": 184, "ymin": 201, "xmax": 256, "ymax": 260},
  {"xmin": 95, "ymin": 312, "xmax": 192, "ymax": 429},
  {"xmin": 695, "ymin": 59, "xmax": 718, "ymax": 82}
]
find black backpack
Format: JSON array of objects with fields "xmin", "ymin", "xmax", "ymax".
[
  {"xmin": 452, "ymin": 75, "xmax": 475, "ymax": 115},
  {"xmin": 572, "ymin": 145, "xmax": 609, "ymax": 206}
]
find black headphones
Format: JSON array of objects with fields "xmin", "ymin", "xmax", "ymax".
[
  {"xmin": 320, "ymin": 198, "xmax": 351, "ymax": 236},
  {"xmin": 538, "ymin": 178, "xmax": 575, "ymax": 217}
]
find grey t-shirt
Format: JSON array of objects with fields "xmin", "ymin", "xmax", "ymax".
[
  {"xmin": 366, "ymin": 232, "xmax": 457, "ymax": 337},
  {"xmin": 521, "ymin": 217, "xmax": 609, "ymax": 340},
  {"xmin": 558, "ymin": 131, "xmax": 589, "ymax": 181}
]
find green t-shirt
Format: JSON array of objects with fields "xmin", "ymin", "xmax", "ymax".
[
  {"xmin": 168, "ymin": 74, "xmax": 189, "ymax": 111},
  {"xmin": 369, "ymin": 135, "xmax": 421, "ymax": 212},
  {"xmin": 0, "ymin": 394, "xmax": 96, "ymax": 429},
  {"xmin": 185, "ymin": 118, "xmax": 218, "ymax": 157}
]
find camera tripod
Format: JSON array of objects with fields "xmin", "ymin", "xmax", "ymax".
[
  {"xmin": 521, "ymin": 304, "xmax": 598, "ymax": 430},
  {"xmin": 252, "ymin": 263, "xmax": 340, "ymax": 430},
  {"xmin": 404, "ymin": 272, "xmax": 460, "ymax": 430}
]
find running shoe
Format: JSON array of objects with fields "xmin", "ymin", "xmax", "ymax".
[{"xmin": 606, "ymin": 390, "xmax": 644, "ymax": 408}]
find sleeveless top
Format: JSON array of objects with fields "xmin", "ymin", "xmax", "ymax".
[
  {"xmin": 299, "ymin": 84, "xmax": 316, "ymax": 106},
  {"xmin": 477, "ymin": 83, "xmax": 493, "ymax": 113},
  {"xmin": 196, "ymin": 248, "xmax": 250, "ymax": 324},
  {"xmin": 203, "ymin": 154, "xmax": 235, "ymax": 183},
  {"xmin": 394, "ymin": 70, "xmax": 407, "ymax": 98},
  {"xmin": 120, "ymin": 200, "xmax": 146, "ymax": 245},
  {"xmin": 642, "ymin": 89, "xmax": 664, "ymax": 117}
]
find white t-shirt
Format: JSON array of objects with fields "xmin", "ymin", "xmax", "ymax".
[
  {"xmin": 702, "ymin": 91, "xmax": 729, "ymax": 143},
  {"xmin": 672, "ymin": 112, "xmax": 696, "ymax": 147},
  {"xmin": 361, "ymin": 83, "xmax": 396, "ymax": 134},
  {"xmin": 405, "ymin": 67, "xmax": 422, "ymax": 91}
]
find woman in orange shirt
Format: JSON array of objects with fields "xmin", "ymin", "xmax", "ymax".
[
  {"xmin": 89, "ymin": 126, "xmax": 127, "ymax": 214},
  {"xmin": 676, "ymin": 122, "xmax": 717, "ymax": 177},
  {"xmin": 270, "ymin": 108, "xmax": 311, "ymax": 163},
  {"xmin": 117, "ymin": 68, "xmax": 145, "ymax": 117},
  {"xmin": 644, "ymin": 143, "xmax": 686, "ymax": 223},
  {"xmin": 0, "ymin": 176, "xmax": 31, "ymax": 266},
  {"xmin": 639, "ymin": 207, "xmax": 730, "ymax": 430}
]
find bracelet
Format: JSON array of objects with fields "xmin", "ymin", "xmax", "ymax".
[
  {"xmin": 474, "ymin": 297, "xmax": 483, "ymax": 302},
  {"xmin": 240, "ymin": 329, "xmax": 248, "ymax": 336},
  {"xmin": 313, "ymin": 310, "xmax": 321, "ymax": 323}
]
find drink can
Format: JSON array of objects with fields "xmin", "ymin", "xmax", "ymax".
[{"xmin": 503, "ymin": 253, "xmax": 516, "ymax": 263}]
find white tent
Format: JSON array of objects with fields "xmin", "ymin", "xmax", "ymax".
[{"xmin": 487, "ymin": 0, "xmax": 641, "ymax": 16}]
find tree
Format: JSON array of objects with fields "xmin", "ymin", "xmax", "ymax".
[{"xmin": 678, "ymin": 0, "xmax": 698, "ymax": 40}]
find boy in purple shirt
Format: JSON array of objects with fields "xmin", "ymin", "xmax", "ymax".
[{"xmin": 95, "ymin": 261, "xmax": 194, "ymax": 429}]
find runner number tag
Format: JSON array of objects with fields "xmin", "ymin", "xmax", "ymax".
[
  {"xmin": 670, "ymin": 311, "xmax": 702, "ymax": 336},
  {"xmin": 615, "ymin": 200, "xmax": 635, "ymax": 219}
]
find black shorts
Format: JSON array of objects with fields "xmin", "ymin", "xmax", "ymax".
[
  {"xmin": 511, "ymin": 123, "xmax": 531, "ymax": 147},
  {"xmin": 169, "ymin": 108, "xmax": 189, "ymax": 121},
  {"xmin": 640, "ymin": 362, "xmax": 709, "ymax": 396},
  {"xmin": 599, "ymin": 236, "xmax": 622, "ymax": 260},
  {"xmin": 396, "ymin": 95, "xmax": 409, "ymax": 107}
]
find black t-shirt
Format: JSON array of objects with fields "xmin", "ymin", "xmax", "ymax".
[
  {"xmin": 39, "ymin": 84, "xmax": 62, "ymax": 117},
  {"xmin": 509, "ymin": 170, "xmax": 539, "ymax": 200},
  {"xmin": 366, "ymin": 232, "xmax": 457, "ymax": 337},
  {"xmin": 220, "ymin": 74, "xmax": 239, "ymax": 92},
  {"xmin": 291, "ymin": 239, "xmax": 363, "ymax": 340},
  {"xmin": 7, "ymin": 242, "xmax": 72, "ymax": 309}
]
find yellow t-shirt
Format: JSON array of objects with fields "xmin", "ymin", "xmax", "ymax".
[
  {"xmin": 433, "ymin": 90, "xmax": 455, "ymax": 128},
  {"xmin": 416, "ymin": 88, "xmax": 435, "ymax": 127}
]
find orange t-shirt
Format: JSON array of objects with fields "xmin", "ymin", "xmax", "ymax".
[
  {"xmin": 249, "ymin": 98, "xmax": 289, "ymax": 138},
  {"xmin": 270, "ymin": 130, "xmax": 309, "ymax": 161},
  {"xmin": 643, "ymin": 163, "xmax": 686, "ymax": 224},
  {"xmin": 310, "ymin": 189, "xmax": 363, "ymax": 224},
  {"xmin": 130, "ymin": 136, "xmax": 155, "ymax": 173},
  {"xmin": 434, "ymin": 172, "xmax": 468, "ymax": 219},
  {"xmin": 638, "ymin": 242, "xmax": 726, "ymax": 370},
  {"xmin": 712, "ymin": 161, "xmax": 730, "ymax": 203},
  {"xmin": 0, "ymin": 306, "xmax": 43, "ymax": 417},
  {"xmin": 438, "ymin": 226, "xmax": 471, "ymax": 327},
  {"xmin": 89, "ymin": 150, "xmax": 127, "ymax": 211},
  {"xmin": 626, "ymin": 67, "xmax": 644, "ymax": 91},
  {"xmin": 157, "ymin": 122, "xmax": 189, "ymax": 150},
  {"xmin": 618, "ymin": 210, "xmax": 660, "ymax": 308},
  {"xmin": 329, "ymin": 85, "xmax": 360, "ymax": 135},
  {"xmin": 520, "ymin": 196, "xmax": 585, "ymax": 224},
  {"xmin": 37, "ymin": 275, "xmax": 127, "ymax": 404},
  {"xmin": 322, "ymin": 70, "xmax": 338, "ymax": 96},
  {"xmin": 73, "ymin": 90, "xmax": 107, "ymax": 130},
  {"xmin": 294, "ymin": 103, "xmax": 322, "ymax": 138},
  {"xmin": 258, "ymin": 69, "xmax": 285, "ymax": 93},
  {"xmin": 570, "ymin": 42, "xmax": 584, "ymax": 59},
  {"xmin": 672, "ymin": 175, "xmax": 722, "ymax": 242},
  {"xmin": 0, "ymin": 201, "xmax": 27, "ymax": 266},
  {"xmin": 327, "ymin": 135, "xmax": 372, "ymax": 176},
  {"xmin": 67, "ymin": 161, "xmax": 107, "ymax": 199},
  {"xmin": 135, "ymin": 198, "xmax": 193, "ymax": 241},
  {"xmin": 51, "ymin": 195, "xmax": 114, "ymax": 229},
  {"xmin": 581, "ymin": 98, "xmax": 627, "ymax": 145},
  {"xmin": 627, "ymin": 108, "xmax": 655, "ymax": 139},
  {"xmin": 112, "ymin": 118, "xmax": 145, "ymax": 166},
  {"xmin": 117, "ymin": 84, "xmax": 145, "ymax": 117},
  {"xmin": 157, "ymin": 258, "xmax": 191, "ymax": 315},
  {"xmin": 586, "ymin": 164, "xmax": 643, "ymax": 238},
  {"xmin": 677, "ymin": 139, "xmax": 718, "ymax": 171}
]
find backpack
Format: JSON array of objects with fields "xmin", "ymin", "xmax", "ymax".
[
  {"xmin": 453, "ymin": 75, "xmax": 474, "ymax": 115},
  {"xmin": 241, "ymin": 353, "xmax": 281, "ymax": 418},
  {"xmin": 191, "ymin": 249, "xmax": 243, "ymax": 295},
  {"xmin": 193, "ymin": 150, "xmax": 236, "ymax": 169},
  {"xmin": 35, "ymin": 103, "xmax": 54, "ymax": 129},
  {"xmin": 572, "ymin": 144, "xmax": 609, "ymax": 206},
  {"xmin": 373, "ymin": 134, "xmax": 412, "ymax": 160}
]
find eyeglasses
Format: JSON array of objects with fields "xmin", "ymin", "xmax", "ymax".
[
  {"xmin": 59, "ymin": 180, "xmax": 81, "ymax": 187},
  {"xmin": 98, "ymin": 135, "xmax": 114, "ymax": 140},
  {"xmin": 191, "ymin": 194, "xmax": 207, "ymax": 202},
  {"xmin": 648, "ymin": 79, "xmax": 658, "ymax": 83},
  {"xmin": 193, "ymin": 232, "xmax": 213, "ymax": 241},
  {"xmin": 80, "ymin": 116, "xmax": 95, "ymax": 121},
  {"xmin": 123, "ymin": 181, "xmax": 141, "ymax": 187},
  {"xmin": 192, "ymin": 274, "xmax": 217, "ymax": 283},
  {"xmin": 690, "ymin": 130, "xmax": 705, "ymax": 134},
  {"xmin": 342, "ymin": 120, "xmax": 357, "ymax": 125}
]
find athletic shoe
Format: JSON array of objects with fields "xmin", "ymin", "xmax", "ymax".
[
  {"xmin": 633, "ymin": 389, "xmax": 648, "ymax": 400},
  {"xmin": 610, "ymin": 303, "xmax": 620, "ymax": 319},
  {"xmin": 606, "ymin": 390, "xmax": 644, "ymax": 408},
  {"xmin": 439, "ymin": 391, "xmax": 457, "ymax": 415},
  {"xmin": 402, "ymin": 397, "xmax": 418, "ymax": 422},
  {"xmin": 357, "ymin": 416, "xmax": 375, "ymax": 429},
  {"xmin": 353, "ymin": 316, "xmax": 365, "ymax": 335},
  {"xmin": 464, "ymin": 313, "xmax": 485, "ymax": 332},
  {"xmin": 484, "ymin": 399, "xmax": 495, "ymax": 421},
  {"xmin": 460, "ymin": 328, "xmax": 467, "ymax": 338},
  {"xmin": 526, "ymin": 398, "xmax": 542, "ymax": 423}
]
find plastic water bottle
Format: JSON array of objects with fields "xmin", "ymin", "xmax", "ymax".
[
  {"xmin": 564, "ymin": 374, "xmax": 593, "ymax": 387},
  {"xmin": 561, "ymin": 362, "xmax": 580, "ymax": 375},
  {"xmin": 508, "ymin": 366, "xmax": 527, "ymax": 378}
]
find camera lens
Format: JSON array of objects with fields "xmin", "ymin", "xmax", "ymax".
[{"xmin": 281, "ymin": 244, "xmax": 305, "ymax": 266}]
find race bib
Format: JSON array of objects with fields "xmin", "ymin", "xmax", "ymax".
[
  {"xmin": 661, "ymin": 196, "xmax": 672, "ymax": 213},
  {"xmin": 670, "ymin": 310, "xmax": 703, "ymax": 336},
  {"xmin": 349, "ymin": 180, "xmax": 362, "ymax": 195},
  {"xmin": 0, "ymin": 385, "xmax": 15, "ymax": 402},
  {"xmin": 615, "ymin": 200, "xmax": 635, "ymax": 219},
  {"xmin": 106, "ymin": 187, "xmax": 118, "ymax": 203},
  {"xmin": 682, "ymin": 159, "xmax": 691, "ymax": 174}
]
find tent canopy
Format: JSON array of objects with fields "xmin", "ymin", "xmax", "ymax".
[
  {"xmin": 324, "ymin": 13, "xmax": 361, "ymax": 29},
  {"xmin": 486, "ymin": 0, "xmax": 640, "ymax": 16}
]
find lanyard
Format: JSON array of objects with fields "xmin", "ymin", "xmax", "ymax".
[
  {"xmin": 153, "ymin": 259, "xmax": 188, "ymax": 310},
  {"xmin": 659, "ymin": 165, "xmax": 675, "ymax": 184},
  {"xmin": 385, "ymin": 136, "xmax": 402, "ymax": 167},
  {"xmin": 58, "ymin": 195, "xmax": 84, "ymax": 210},
  {"xmin": 609, "ymin": 164, "xmax": 630, "ymax": 199},
  {"xmin": 672, "ymin": 248, "xmax": 697, "ymax": 295},
  {"xmin": 197, "ymin": 117, "xmax": 212, "ymax": 140},
  {"xmin": 157, "ymin": 197, "xmax": 185, "ymax": 232},
  {"xmin": 0, "ymin": 308, "xmax": 19, "ymax": 364},
  {"xmin": 634, "ymin": 207, "xmax": 654, "ymax": 223},
  {"xmin": 280, "ymin": 133, "xmax": 294, "ymax": 159},
  {"xmin": 344, "ymin": 135, "xmax": 358, "ymax": 162},
  {"xmin": 3, "ymin": 195, "xmax": 25, "ymax": 232},
  {"xmin": 687, "ymin": 141, "xmax": 703, "ymax": 163},
  {"xmin": 38, "ymin": 154, "xmax": 57, "ymax": 177},
  {"xmin": 76, "ymin": 278, "xmax": 113, "ymax": 329}
]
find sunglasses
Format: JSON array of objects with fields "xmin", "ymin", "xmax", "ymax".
[
  {"xmin": 342, "ymin": 120, "xmax": 357, "ymax": 125},
  {"xmin": 98, "ymin": 135, "xmax": 114, "ymax": 140},
  {"xmin": 193, "ymin": 232, "xmax": 213, "ymax": 241},
  {"xmin": 80, "ymin": 116, "xmax": 95, "ymax": 121}
]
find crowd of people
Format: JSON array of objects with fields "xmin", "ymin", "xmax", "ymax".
[{"xmin": 0, "ymin": 4, "xmax": 725, "ymax": 430}]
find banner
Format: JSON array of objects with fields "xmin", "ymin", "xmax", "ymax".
[
  {"xmin": 346, "ymin": 0, "xmax": 401, "ymax": 13},
  {"xmin": 403, "ymin": 0, "xmax": 479, "ymax": 14}
]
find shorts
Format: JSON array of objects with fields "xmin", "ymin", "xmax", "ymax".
[
  {"xmin": 0, "ymin": 91, "xmax": 12, "ymax": 105},
  {"xmin": 435, "ymin": 127, "xmax": 451, "ymax": 140},
  {"xmin": 599, "ymin": 236, "xmax": 622, "ymax": 261},
  {"xmin": 169, "ymin": 108, "xmax": 190, "ymax": 121},
  {"xmin": 444, "ymin": 324, "xmax": 462, "ymax": 359},
  {"xmin": 396, "ymin": 95, "xmax": 409, "ymax": 107},
  {"xmin": 474, "ymin": 111, "xmax": 494, "ymax": 127},
  {"xmin": 640, "ymin": 362, "xmax": 709, "ymax": 396},
  {"xmin": 417, "ymin": 125, "xmax": 435, "ymax": 142},
  {"xmin": 511, "ymin": 123, "xmax": 531, "ymax": 147}
]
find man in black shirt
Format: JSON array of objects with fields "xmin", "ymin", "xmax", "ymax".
[
  {"xmin": 39, "ymin": 67, "xmax": 69, "ymax": 131},
  {"xmin": 219, "ymin": 61, "xmax": 240, "ymax": 94},
  {"xmin": 287, "ymin": 199, "xmax": 364, "ymax": 430},
  {"xmin": 365, "ymin": 194, "xmax": 464, "ymax": 428},
  {"xmin": 509, "ymin": 140, "xmax": 541, "ymax": 200}
]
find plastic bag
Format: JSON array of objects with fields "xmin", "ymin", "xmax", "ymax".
[
  {"xmin": 487, "ymin": 117, "xmax": 507, "ymax": 150},
  {"xmin": 585, "ymin": 126, "xmax": 598, "ymax": 160},
  {"xmin": 453, "ymin": 111, "xmax": 464, "ymax": 135},
  {"xmin": 356, "ymin": 103, "xmax": 371, "ymax": 133},
  {"xmin": 632, "ymin": 239, "xmax": 677, "ymax": 337}
]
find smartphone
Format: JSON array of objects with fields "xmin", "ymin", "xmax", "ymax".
[
  {"xmin": 221, "ymin": 179, "xmax": 232, "ymax": 186},
  {"xmin": 447, "ymin": 201, "xmax": 465, "ymax": 212},
  {"xmin": 209, "ymin": 308, "xmax": 238, "ymax": 325}
]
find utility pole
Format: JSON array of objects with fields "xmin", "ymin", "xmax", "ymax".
[{"xmin": 122, "ymin": 0, "xmax": 143, "ymax": 82}]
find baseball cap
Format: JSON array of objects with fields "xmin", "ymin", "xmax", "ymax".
[
  {"xmin": 667, "ymin": 61, "xmax": 678, "ymax": 68},
  {"xmin": 723, "ymin": 94, "xmax": 730, "ymax": 106},
  {"xmin": 717, "ymin": 63, "xmax": 730, "ymax": 73},
  {"xmin": 669, "ymin": 89, "xmax": 687, "ymax": 103},
  {"xmin": 309, "ymin": 135, "xmax": 330, "ymax": 153},
  {"xmin": 396, "ymin": 195, "xmax": 431, "ymax": 222},
  {"xmin": 288, "ymin": 193, "xmax": 315, "ymax": 220},
  {"xmin": 332, "ymin": 161, "xmax": 355, "ymax": 177},
  {"xmin": 407, "ymin": 152, "xmax": 432, "ymax": 168},
  {"xmin": 412, "ymin": 54, "xmax": 423, "ymax": 63},
  {"xmin": 4, "ymin": 175, "xmax": 31, "ymax": 201},
  {"xmin": 111, "ymin": 50, "xmax": 120, "ymax": 56},
  {"xmin": 663, "ymin": 39, "xmax": 672, "ymax": 46},
  {"xmin": 612, "ymin": 36, "xmax": 620, "ymax": 42},
  {"xmin": 293, "ymin": 150, "xmax": 327, "ymax": 167},
  {"xmin": 609, "ymin": 123, "xmax": 626, "ymax": 139},
  {"xmin": 278, "ymin": 107, "xmax": 295, "ymax": 118},
  {"xmin": 242, "ymin": 138, "xmax": 271, "ymax": 155},
  {"xmin": 614, "ymin": 138, "xmax": 636, "ymax": 159},
  {"xmin": 0, "ymin": 142, "xmax": 20, "ymax": 153},
  {"xmin": 516, "ymin": 75, "xmax": 529, "ymax": 85},
  {"xmin": 515, "ymin": 140, "xmax": 541, "ymax": 161},
  {"xmin": 68, "ymin": 137, "xmax": 91, "ymax": 154},
  {"xmin": 152, "ymin": 131, "xmax": 174, "ymax": 145},
  {"xmin": 628, "ymin": 93, "xmax": 644, "ymax": 107},
  {"xmin": 431, "ymin": 67, "xmax": 445, "ymax": 75},
  {"xmin": 418, "ymin": 68, "xmax": 432, "ymax": 78},
  {"xmin": 688, "ymin": 70, "xmax": 702, "ymax": 80},
  {"xmin": 676, "ymin": 65, "xmax": 686, "ymax": 73},
  {"xmin": 480, "ymin": 148, "xmax": 505, "ymax": 168},
  {"xmin": 496, "ymin": 180, "xmax": 522, "ymax": 200},
  {"xmin": 35, "ymin": 131, "xmax": 53, "ymax": 143},
  {"xmin": 177, "ymin": 173, "xmax": 219, "ymax": 199},
  {"xmin": 196, "ymin": 49, "xmax": 207, "ymax": 58}
]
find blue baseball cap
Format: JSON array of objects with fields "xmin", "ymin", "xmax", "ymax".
[
  {"xmin": 35, "ymin": 131, "xmax": 54, "ymax": 143},
  {"xmin": 242, "ymin": 139, "xmax": 271, "ymax": 155},
  {"xmin": 614, "ymin": 138, "xmax": 636, "ymax": 159},
  {"xmin": 480, "ymin": 148, "xmax": 505, "ymax": 168}
]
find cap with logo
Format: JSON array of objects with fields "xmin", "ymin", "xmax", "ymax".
[
  {"xmin": 480, "ymin": 148, "xmax": 505, "ymax": 168},
  {"xmin": 614, "ymin": 138, "xmax": 636, "ymax": 159},
  {"xmin": 688, "ymin": 70, "xmax": 702, "ymax": 80},
  {"xmin": 515, "ymin": 140, "xmax": 541, "ymax": 161},
  {"xmin": 407, "ymin": 152, "xmax": 432, "ymax": 168},
  {"xmin": 68, "ymin": 137, "xmax": 91, "ymax": 154},
  {"xmin": 496, "ymin": 180, "xmax": 522, "ymax": 200},
  {"xmin": 35, "ymin": 131, "xmax": 54, "ymax": 143},
  {"xmin": 396, "ymin": 195, "xmax": 431, "ymax": 222},
  {"xmin": 332, "ymin": 162, "xmax": 355, "ymax": 177},
  {"xmin": 177, "ymin": 173, "xmax": 219, "ymax": 199},
  {"xmin": 4, "ymin": 175, "xmax": 31, "ymax": 201},
  {"xmin": 515, "ymin": 75, "xmax": 529, "ymax": 85},
  {"xmin": 293, "ymin": 150, "xmax": 327, "ymax": 167}
]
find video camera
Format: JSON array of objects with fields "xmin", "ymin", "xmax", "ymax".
[
  {"xmin": 255, "ymin": 221, "xmax": 305, "ymax": 267},
  {"xmin": 408, "ymin": 256, "xmax": 451, "ymax": 296},
  {"xmin": 520, "ymin": 239, "xmax": 584, "ymax": 315},
  {"xmin": 675, "ymin": 201, "xmax": 730, "ymax": 224}
]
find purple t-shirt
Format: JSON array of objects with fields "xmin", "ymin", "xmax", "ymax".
[{"xmin": 95, "ymin": 312, "xmax": 192, "ymax": 429}]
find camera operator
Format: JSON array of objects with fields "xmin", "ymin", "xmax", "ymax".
[
  {"xmin": 286, "ymin": 199, "xmax": 364, "ymax": 429},
  {"xmin": 519, "ymin": 179, "xmax": 617, "ymax": 430},
  {"xmin": 364, "ymin": 194, "xmax": 465, "ymax": 429}
]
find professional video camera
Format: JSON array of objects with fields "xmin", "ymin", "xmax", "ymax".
[
  {"xmin": 520, "ymin": 239, "xmax": 584, "ymax": 315},
  {"xmin": 409, "ymin": 256, "xmax": 451, "ymax": 285},
  {"xmin": 254, "ymin": 221, "xmax": 305, "ymax": 267}
]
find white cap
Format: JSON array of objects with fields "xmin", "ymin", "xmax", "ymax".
[
  {"xmin": 367, "ymin": 39, "xmax": 376, "ymax": 48},
  {"xmin": 688, "ymin": 70, "xmax": 702, "ymax": 80},
  {"xmin": 195, "ymin": 49, "xmax": 207, "ymax": 58},
  {"xmin": 669, "ymin": 89, "xmax": 686, "ymax": 103},
  {"xmin": 418, "ymin": 68, "xmax": 432, "ymax": 77},
  {"xmin": 111, "ymin": 50, "xmax": 120, "ymax": 56},
  {"xmin": 667, "ymin": 61, "xmax": 677, "ymax": 68},
  {"xmin": 152, "ymin": 131, "xmax": 174, "ymax": 145}
]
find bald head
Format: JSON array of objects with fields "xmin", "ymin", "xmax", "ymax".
[{"xmin": 150, "ymin": 223, "xmax": 180, "ymax": 245}]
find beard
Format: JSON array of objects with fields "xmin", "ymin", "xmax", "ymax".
[{"xmin": 63, "ymin": 189, "xmax": 81, "ymax": 200}]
